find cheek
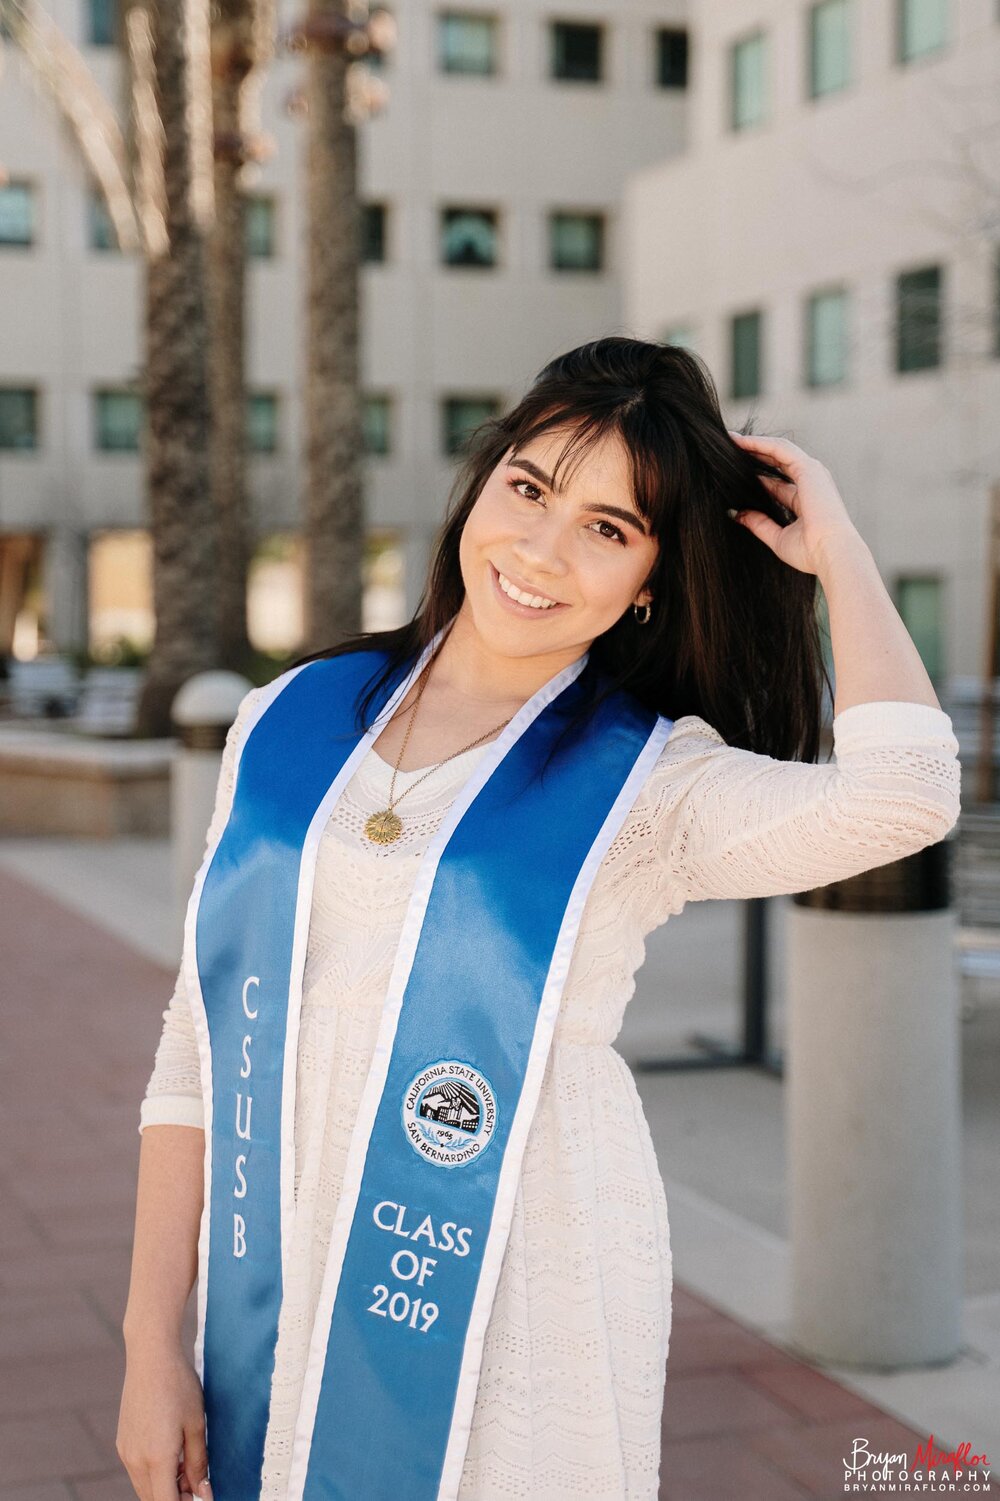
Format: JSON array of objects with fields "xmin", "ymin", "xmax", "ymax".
[
  {"xmin": 579, "ymin": 546, "xmax": 657, "ymax": 615},
  {"xmin": 580, "ymin": 551, "xmax": 651, "ymax": 612},
  {"xmin": 462, "ymin": 488, "xmax": 506, "ymax": 552}
]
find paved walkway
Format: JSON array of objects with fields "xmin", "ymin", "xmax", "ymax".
[{"xmin": 0, "ymin": 866, "xmax": 988, "ymax": 1500}]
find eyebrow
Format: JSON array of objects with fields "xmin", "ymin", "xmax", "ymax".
[{"xmin": 507, "ymin": 457, "xmax": 648, "ymax": 536}]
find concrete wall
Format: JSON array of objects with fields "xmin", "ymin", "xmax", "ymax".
[{"xmin": 623, "ymin": 0, "xmax": 1000, "ymax": 681}]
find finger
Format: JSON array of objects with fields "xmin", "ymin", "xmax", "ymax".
[
  {"xmin": 181, "ymin": 1414, "xmax": 211, "ymax": 1499},
  {"xmin": 148, "ymin": 1454, "xmax": 184, "ymax": 1501},
  {"xmin": 754, "ymin": 470, "xmax": 798, "ymax": 493},
  {"xmin": 733, "ymin": 509, "xmax": 786, "ymax": 552},
  {"xmin": 727, "ymin": 430, "xmax": 810, "ymax": 472}
]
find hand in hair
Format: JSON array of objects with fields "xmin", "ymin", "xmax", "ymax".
[{"xmin": 725, "ymin": 430, "xmax": 865, "ymax": 579}]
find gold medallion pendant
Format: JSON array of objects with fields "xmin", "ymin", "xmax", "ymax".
[{"xmin": 364, "ymin": 808, "xmax": 403, "ymax": 845}]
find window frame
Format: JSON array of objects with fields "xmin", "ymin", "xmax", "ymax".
[
  {"xmin": 548, "ymin": 210, "xmax": 606, "ymax": 274},
  {"xmin": 441, "ymin": 394, "xmax": 502, "ymax": 456},
  {"xmin": 87, "ymin": 0, "xmax": 118, "ymax": 47},
  {"xmin": 729, "ymin": 28, "xmax": 769, "ymax": 132},
  {"xmin": 361, "ymin": 202, "xmax": 388, "ymax": 265},
  {"xmin": 894, "ymin": 263, "xmax": 944, "ymax": 374},
  {"xmin": 0, "ymin": 180, "xmax": 37, "ymax": 249},
  {"xmin": 362, "ymin": 393, "xmax": 393, "ymax": 457},
  {"xmin": 0, "ymin": 386, "xmax": 40, "ymax": 451},
  {"xmin": 246, "ymin": 391, "xmax": 281, "ymax": 455},
  {"xmin": 895, "ymin": 0, "xmax": 949, "ymax": 64},
  {"xmin": 437, "ymin": 10, "xmax": 499, "ymax": 75},
  {"xmin": 549, "ymin": 19, "xmax": 604, "ymax": 83},
  {"xmin": 804, "ymin": 284, "xmax": 850, "ymax": 388},
  {"xmin": 893, "ymin": 572, "xmax": 945, "ymax": 683},
  {"xmin": 729, "ymin": 308, "xmax": 765, "ymax": 400},
  {"xmin": 93, "ymin": 387, "xmax": 145, "ymax": 453},
  {"xmin": 806, "ymin": 0, "xmax": 853, "ymax": 100},
  {"xmin": 244, "ymin": 194, "xmax": 277, "ymax": 260},
  {"xmin": 439, "ymin": 205, "xmax": 500, "ymax": 269},
  {"xmin": 654, "ymin": 26, "xmax": 689, "ymax": 90}
]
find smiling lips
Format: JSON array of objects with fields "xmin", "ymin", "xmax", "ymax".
[{"xmin": 492, "ymin": 564, "xmax": 566, "ymax": 612}]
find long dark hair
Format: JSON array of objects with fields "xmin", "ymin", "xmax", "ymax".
[{"xmin": 290, "ymin": 336, "xmax": 832, "ymax": 764}]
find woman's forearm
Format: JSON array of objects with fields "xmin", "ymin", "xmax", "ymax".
[
  {"xmin": 123, "ymin": 1124, "xmax": 205, "ymax": 1348},
  {"xmin": 816, "ymin": 533, "xmax": 942, "ymax": 718}
]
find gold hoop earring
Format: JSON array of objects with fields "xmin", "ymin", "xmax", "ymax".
[{"xmin": 633, "ymin": 601, "xmax": 652, "ymax": 626}]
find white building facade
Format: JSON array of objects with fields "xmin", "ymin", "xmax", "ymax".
[
  {"xmin": 623, "ymin": 0, "xmax": 1000, "ymax": 686},
  {"xmin": 0, "ymin": 0, "xmax": 692, "ymax": 657}
]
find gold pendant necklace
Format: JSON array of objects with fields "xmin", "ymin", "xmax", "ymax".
[
  {"xmin": 364, "ymin": 664, "xmax": 515, "ymax": 845},
  {"xmin": 363, "ymin": 808, "xmax": 405, "ymax": 846}
]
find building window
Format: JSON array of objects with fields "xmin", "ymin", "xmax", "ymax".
[
  {"xmin": 438, "ymin": 12, "xmax": 497, "ymax": 75},
  {"xmin": 245, "ymin": 195, "xmax": 275, "ymax": 259},
  {"xmin": 87, "ymin": 188, "xmax": 120, "ymax": 251},
  {"xmin": 363, "ymin": 395, "xmax": 392, "ymax": 456},
  {"xmin": 0, "ymin": 183, "xmax": 35, "ymax": 247},
  {"xmin": 730, "ymin": 310, "xmax": 763, "ymax": 398},
  {"xmin": 895, "ymin": 265, "xmax": 943, "ymax": 372},
  {"xmin": 87, "ymin": 0, "xmax": 117, "ymax": 45},
  {"xmin": 440, "ymin": 207, "xmax": 498, "ymax": 267},
  {"xmin": 95, "ymin": 389, "xmax": 143, "ymax": 451},
  {"xmin": 655, "ymin": 28, "xmax": 689, "ymax": 88},
  {"xmin": 361, "ymin": 203, "xmax": 387, "ymax": 263},
  {"xmin": 808, "ymin": 0, "xmax": 852, "ymax": 98},
  {"xmin": 549, "ymin": 212, "xmax": 604, "ymax": 272},
  {"xmin": 0, "ymin": 388, "xmax": 39, "ymax": 450},
  {"xmin": 730, "ymin": 31, "xmax": 768, "ymax": 131},
  {"xmin": 806, "ymin": 287, "xmax": 849, "ymax": 386},
  {"xmin": 247, "ymin": 392, "xmax": 279, "ymax": 453},
  {"xmin": 442, "ymin": 396, "xmax": 500, "ymax": 456},
  {"xmin": 896, "ymin": 575, "xmax": 944, "ymax": 682},
  {"xmin": 660, "ymin": 325, "xmax": 697, "ymax": 351},
  {"xmin": 550, "ymin": 21, "xmax": 602, "ymax": 82},
  {"xmin": 897, "ymin": 0, "xmax": 948, "ymax": 62}
]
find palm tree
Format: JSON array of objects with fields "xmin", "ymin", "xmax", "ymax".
[
  {"xmin": 287, "ymin": 3, "xmax": 392, "ymax": 653},
  {"xmin": 2, "ymin": 0, "xmax": 226, "ymax": 731},
  {"xmin": 129, "ymin": 0, "xmax": 219, "ymax": 735},
  {"xmin": 207, "ymin": 0, "xmax": 275, "ymax": 673}
]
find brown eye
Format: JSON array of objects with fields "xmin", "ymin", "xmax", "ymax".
[{"xmin": 588, "ymin": 519, "xmax": 627, "ymax": 545}]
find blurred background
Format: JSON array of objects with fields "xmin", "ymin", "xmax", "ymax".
[{"xmin": 0, "ymin": 1, "xmax": 998, "ymax": 1497}]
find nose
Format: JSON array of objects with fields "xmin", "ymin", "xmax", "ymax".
[{"xmin": 511, "ymin": 511, "xmax": 571, "ymax": 582}]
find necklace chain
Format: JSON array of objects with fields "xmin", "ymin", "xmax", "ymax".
[{"xmin": 363, "ymin": 664, "xmax": 516, "ymax": 845}]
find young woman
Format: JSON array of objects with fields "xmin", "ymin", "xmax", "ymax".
[{"xmin": 117, "ymin": 337, "xmax": 961, "ymax": 1501}]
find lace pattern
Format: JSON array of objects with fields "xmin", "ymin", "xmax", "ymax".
[{"xmin": 139, "ymin": 679, "xmax": 961, "ymax": 1498}]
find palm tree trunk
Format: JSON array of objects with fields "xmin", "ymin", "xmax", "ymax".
[
  {"xmin": 303, "ymin": 0, "xmax": 365, "ymax": 652},
  {"xmin": 132, "ymin": 0, "xmax": 219, "ymax": 736},
  {"xmin": 208, "ymin": 0, "xmax": 256, "ymax": 672}
]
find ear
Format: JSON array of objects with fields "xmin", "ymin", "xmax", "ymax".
[{"xmin": 634, "ymin": 588, "xmax": 653, "ymax": 608}]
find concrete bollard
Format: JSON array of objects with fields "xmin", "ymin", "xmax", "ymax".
[
  {"xmin": 785, "ymin": 839, "xmax": 962, "ymax": 1369},
  {"xmin": 170, "ymin": 671, "xmax": 253, "ymax": 953}
]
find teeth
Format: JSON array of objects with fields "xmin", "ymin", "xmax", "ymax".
[{"xmin": 497, "ymin": 570, "xmax": 559, "ymax": 609}]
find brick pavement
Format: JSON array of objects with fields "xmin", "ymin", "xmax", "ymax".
[{"xmin": 0, "ymin": 866, "xmax": 969, "ymax": 1501}]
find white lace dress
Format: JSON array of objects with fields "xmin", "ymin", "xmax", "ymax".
[{"xmin": 139, "ymin": 688, "xmax": 962, "ymax": 1500}]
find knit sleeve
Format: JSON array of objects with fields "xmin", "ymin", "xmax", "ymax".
[
  {"xmin": 654, "ymin": 699, "xmax": 962, "ymax": 905},
  {"xmin": 138, "ymin": 683, "xmax": 266, "ymax": 1134}
]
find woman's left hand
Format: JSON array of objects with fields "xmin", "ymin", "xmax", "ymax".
[{"xmin": 726, "ymin": 430, "xmax": 865, "ymax": 577}]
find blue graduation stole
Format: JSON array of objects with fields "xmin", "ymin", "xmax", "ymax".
[{"xmin": 184, "ymin": 640, "xmax": 674, "ymax": 1501}]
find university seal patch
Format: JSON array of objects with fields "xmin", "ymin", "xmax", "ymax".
[{"xmin": 401, "ymin": 1060, "xmax": 498, "ymax": 1169}]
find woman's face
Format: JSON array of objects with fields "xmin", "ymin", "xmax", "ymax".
[{"xmin": 457, "ymin": 426, "xmax": 660, "ymax": 662}]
